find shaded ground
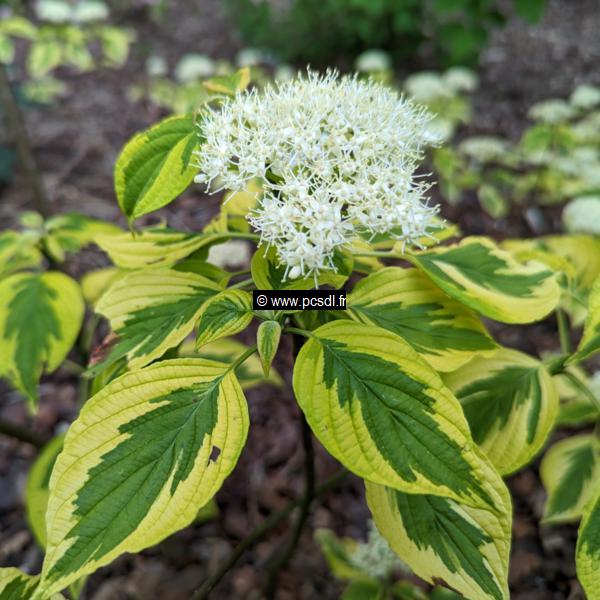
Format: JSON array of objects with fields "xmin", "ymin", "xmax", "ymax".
[
  {"xmin": 476, "ymin": 0, "xmax": 600, "ymax": 138},
  {"xmin": 1, "ymin": 0, "xmax": 599, "ymax": 598}
]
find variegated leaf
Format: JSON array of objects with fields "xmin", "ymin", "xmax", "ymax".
[
  {"xmin": 202, "ymin": 67, "xmax": 250, "ymax": 96},
  {"xmin": 25, "ymin": 436, "xmax": 89, "ymax": 598},
  {"xmin": 257, "ymin": 320, "xmax": 281, "ymax": 377},
  {"xmin": 26, "ymin": 435, "xmax": 65, "ymax": 548},
  {"xmin": 96, "ymin": 228, "xmax": 222, "ymax": 269},
  {"xmin": 546, "ymin": 235, "xmax": 600, "ymax": 326},
  {"xmin": 576, "ymin": 483, "xmax": 600, "ymax": 600},
  {"xmin": 444, "ymin": 348, "xmax": 558, "ymax": 475},
  {"xmin": 0, "ymin": 569, "xmax": 39, "ymax": 598},
  {"xmin": 88, "ymin": 269, "xmax": 220, "ymax": 376},
  {"xmin": 541, "ymin": 433, "xmax": 600, "ymax": 524},
  {"xmin": 43, "ymin": 213, "xmax": 122, "ymax": 261},
  {"xmin": 504, "ymin": 235, "xmax": 600, "ymax": 326},
  {"xmin": 571, "ymin": 276, "xmax": 600, "ymax": 362},
  {"xmin": 115, "ymin": 115, "xmax": 198, "ymax": 220},
  {"xmin": 0, "ymin": 568, "xmax": 66, "ymax": 599},
  {"xmin": 98, "ymin": 25, "xmax": 133, "ymax": 67},
  {"xmin": 34, "ymin": 359, "xmax": 249, "ymax": 598},
  {"xmin": 349, "ymin": 238, "xmax": 384, "ymax": 274},
  {"xmin": 367, "ymin": 216, "xmax": 459, "ymax": 250},
  {"xmin": 27, "ymin": 36, "xmax": 62, "ymax": 77},
  {"xmin": 0, "ymin": 272, "xmax": 84, "ymax": 409},
  {"xmin": 80, "ymin": 267, "xmax": 124, "ymax": 306},
  {"xmin": 501, "ymin": 238, "xmax": 577, "ymax": 281},
  {"xmin": 174, "ymin": 258, "xmax": 233, "ymax": 287},
  {"xmin": 348, "ymin": 267, "xmax": 497, "ymax": 371},
  {"xmin": 214, "ymin": 180, "xmax": 261, "ymax": 233},
  {"xmin": 0, "ymin": 569, "xmax": 41, "ymax": 599},
  {"xmin": 409, "ymin": 237, "xmax": 560, "ymax": 324},
  {"xmin": 0, "ymin": 229, "xmax": 43, "ymax": 277},
  {"xmin": 366, "ymin": 480, "xmax": 510, "ymax": 600},
  {"xmin": 195, "ymin": 289, "xmax": 253, "ymax": 348},
  {"xmin": 293, "ymin": 320, "xmax": 504, "ymax": 509},
  {"xmin": 541, "ymin": 235, "xmax": 600, "ymax": 291},
  {"xmin": 0, "ymin": 16, "xmax": 37, "ymax": 39}
]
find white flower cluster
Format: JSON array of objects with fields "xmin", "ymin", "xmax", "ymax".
[
  {"xmin": 194, "ymin": 71, "xmax": 439, "ymax": 279},
  {"xmin": 350, "ymin": 521, "xmax": 409, "ymax": 580},
  {"xmin": 528, "ymin": 99, "xmax": 576, "ymax": 124},
  {"xmin": 563, "ymin": 196, "xmax": 600, "ymax": 235}
]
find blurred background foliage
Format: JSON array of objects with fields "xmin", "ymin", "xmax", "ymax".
[
  {"xmin": 2, "ymin": 0, "xmax": 599, "ymax": 236},
  {"xmin": 224, "ymin": 0, "xmax": 547, "ymax": 66},
  {"xmin": 0, "ymin": 0, "xmax": 134, "ymax": 185}
]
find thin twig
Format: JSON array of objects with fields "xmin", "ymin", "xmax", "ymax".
[
  {"xmin": 228, "ymin": 277, "xmax": 254, "ymax": 290},
  {"xmin": 191, "ymin": 469, "xmax": 346, "ymax": 599},
  {"xmin": 264, "ymin": 413, "xmax": 315, "ymax": 598},
  {"xmin": 556, "ymin": 308, "xmax": 572, "ymax": 354},
  {"xmin": 0, "ymin": 417, "xmax": 45, "ymax": 448},
  {"xmin": 263, "ymin": 333, "xmax": 315, "ymax": 597},
  {"xmin": 193, "ymin": 333, "xmax": 328, "ymax": 599},
  {"xmin": 351, "ymin": 250, "xmax": 397, "ymax": 258},
  {"xmin": 562, "ymin": 371, "xmax": 600, "ymax": 414},
  {"xmin": 217, "ymin": 232, "xmax": 261, "ymax": 241},
  {"xmin": 0, "ymin": 64, "xmax": 51, "ymax": 216}
]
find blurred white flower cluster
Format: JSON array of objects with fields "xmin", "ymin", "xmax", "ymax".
[
  {"xmin": 36, "ymin": 0, "xmax": 108, "ymax": 23},
  {"xmin": 350, "ymin": 521, "xmax": 409, "ymax": 580},
  {"xmin": 563, "ymin": 196, "xmax": 600, "ymax": 235},
  {"xmin": 194, "ymin": 71, "xmax": 438, "ymax": 279}
]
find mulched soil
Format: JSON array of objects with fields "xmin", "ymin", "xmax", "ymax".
[{"xmin": 1, "ymin": 0, "xmax": 599, "ymax": 597}]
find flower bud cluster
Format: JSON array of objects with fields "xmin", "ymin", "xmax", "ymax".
[{"xmin": 195, "ymin": 71, "xmax": 439, "ymax": 278}]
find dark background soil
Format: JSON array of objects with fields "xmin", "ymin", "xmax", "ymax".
[{"xmin": 1, "ymin": 0, "xmax": 599, "ymax": 598}]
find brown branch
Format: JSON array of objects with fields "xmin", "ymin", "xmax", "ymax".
[
  {"xmin": 0, "ymin": 417, "xmax": 45, "ymax": 448},
  {"xmin": 0, "ymin": 64, "xmax": 51, "ymax": 216},
  {"xmin": 263, "ymin": 412, "xmax": 315, "ymax": 598}
]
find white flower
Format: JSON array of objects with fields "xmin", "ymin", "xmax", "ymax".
[
  {"xmin": 274, "ymin": 64, "xmax": 295, "ymax": 82},
  {"xmin": 36, "ymin": 0, "xmax": 109, "ymax": 23},
  {"xmin": 194, "ymin": 71, "xmax": 439, "ymax": 279},
  {"xmin": 350, "ymin": 521, "xmax": 409, "ymax": 580},
  {"xmin": 426, "ymin": 117, "xmax": 454, "ymax": 143},
  {"xmin": 355, "ymin": 49, "xmax": 392, "ymax": 73},
  {"xmin": 403, "ymin": 71, "xmax": 451, "ymax": 103},
  {"xmin": 35, "ymin": 0, "xmax": 72, "ymax": 22},
  {"xmin": 444, "ymin": 67, "xmax": 478, "ymax": 93},
  {"xmin": 146, "ymin": 55, "xmax": 168, "ymax": 77},
  {"xmin": 73, "ymin": 1, "xmax": 108, "ymax": 23},
  {"xmin": 570, "ymin": 84, "xmax": 600, "ymax": 110},
  {"xmin": 235, "ymin": 48, "xmax": 269, "ymax": 68},
  {"xmin": 175, "ymin": 54, "xmax": 215, "ymax": 82},
  {"xmin": 459, "ymin": 136, "xmax": 508, "ymax": 162},
  {"xmin": 528, "ymin": 99, "xmax": 576, "ymax": 124},
  {"xmin": 562, "ymin": 196, "xmax": 600, "ymax": 235}
]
